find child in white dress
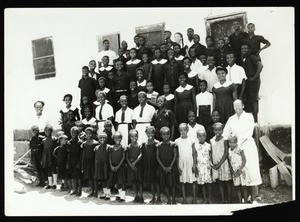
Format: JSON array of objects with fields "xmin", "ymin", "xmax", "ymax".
[
  {"xmin": 175, "ymin": 123, "xmax": 197, "ymax": 204},
  {"xmin": 210, "ymin": 122, "xmax": 232, "ymax": 203},
  {"xmin": 193, "ymin": 129, "xmax": 213, "ymax": 204}
]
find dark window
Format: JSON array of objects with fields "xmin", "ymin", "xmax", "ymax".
[
  {"xmin": 135, "ymin": 22, "xmax": 165, "ymax": 48},
  {"xmin": 32, "ymin": 36, "xmax": 56, "ymax": 80}
]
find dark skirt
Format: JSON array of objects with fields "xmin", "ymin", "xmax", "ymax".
[
  {"xmin": 198, "ymin": 105, "xmax": 212, "ymax": 129},
  {"xmin": 57, "ymin": 160, "xmax": 67, "ymax": 179},
  {"xmin": 68, "ymin": 161, "xmax": 81, "ymax": 179},
  {"xmin": 126, "ymin": 162, "xmax": 142, "ymax": 184},
  {"xmin": 176, "ymin": 101, "xmax": 194, "ymax": 124},
  {"xmin": 94, "ymin": 162, "xmax": 109, "ymax": 181},
  {"xmin": 157, "ymin": 165, "xmax": 179, "ymax": 188},
  {"xmin": 107, "ymin": 163, "xmax": 126, "ymax": 188},
  {"xmin": 82, "ymin": 157, "xmax": 95, "ymax": 180}
]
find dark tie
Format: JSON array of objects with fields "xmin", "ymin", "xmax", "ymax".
[
  {"xmin": 139, "ymin": 105, "xmax": 144, "ymax": 118},
  {"xmin": 121, "ymin": 111, "xmax": 125, "ymax": 122},
  {"xmin": 99, "ymin": 105, "xmax": 103, "ymax": 120}
]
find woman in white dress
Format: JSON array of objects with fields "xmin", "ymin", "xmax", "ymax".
[
  {"xmin": 223, "ymin": 99, "xmax": 262, "ymax": 202},
  {"xmin": 33, "ymin": 101, "xmax": 51, "ymax": 136}
]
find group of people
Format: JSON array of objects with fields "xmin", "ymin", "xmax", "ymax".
[{"xmin": 29, "ymin": 21, "xmax": 270, "ymax": 204}]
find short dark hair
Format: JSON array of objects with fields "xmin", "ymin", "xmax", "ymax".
[
  {"xmin": 63, "ymin": 94, "xmax": 73, "ymax": 101},
  {"xmin": 146, "ymin": 80, "xmax": 154, "ymax": 85},
  {"xmin": 187, "ymin": 28, "xmax": 194, "ymax": 31},
  {"xmin": 248, "ymin": 23, "xmax": 255, "ymax": 26},
  {"xmin": 216, "ymin": 66, "xmax": 228, "ymax": 74},
  {"xmin": 103, "ymin": 39, "xmax": 109, "ymax": 44},
  {"xmin": 206, "ymin": 35, "xmax": 213, "ymax": 41},
  {"xmin": 89, "ymin": 60, "xmax": 96, "ymax": 64},
  {"xmin": 82, "ymin": 66, "xmax": 89, "ymax": 70},
  {"xmin": 199, "ymin": 79, "xmax": 208, "ymax": 87},
  {"xmin": 138, "ymin": 36, "xmax": 146, "ymax": 40},
  {"xmin": 241, "ymin": 42, "xmax": 251, "ymax": 49},
  {"xmin": 130, "ymin": 48, "xmax": 138, "ymax": 53},
  {"xmin": 34, "ymin": 101, "xmax": 45, "ymax": 108},
  {"xmin": 173, "ymin": 43, "xmax": 181, "ymax": 48},
  {"xmin": 226, "ymin": 51, "xmax": 236, "ymax": 58},
  {"xmin": 164, "ymin": 30, "xmax": 171, "ymax": 34}
]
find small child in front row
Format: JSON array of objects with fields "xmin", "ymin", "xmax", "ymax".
[
  {"xmin": 175, "ymin": 123, "xmax": 197, "ymax": 204},
  {"xmin": 94, "ymin": 132, "xmax": 110, "ymax": 199},
  {"xmin": 193, "ymin": 129, "xmax": 213, "ymax": 204},
  {"xmin": 81, "ymin": 127, "xmax": 99, "ymax": 197},
  {"xmin": 210, "ymin": 122, "xmax": 232, "ymax": 203},
  {"xmin": 126, "ymin": 129, "xmax": 143, "ymax": 203},
  {"xmin": 141, "ymin": 126, "xmax": 161, "ymax": 204},
  {"xmin": 103, "ymin": 120, "xmax": 115, "ymax": 145},
  {"xmin": 156, "ymin": 127, "xmax": 179, "ymax": 204},
  {"xmin": 107, "ymin": 132, "xmax": 127, "ymax": 202},
  {"xmin": 228, "ymin": 136, "xmax": 251, "ymax": 203}
]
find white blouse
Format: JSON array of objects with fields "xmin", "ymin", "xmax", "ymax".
[
  {"xmin": 132, "ymin": 103, "xmax": 156, "ymax": 122},
  {"xmin": 137, "ymin": 79, "xmax": 147, "ymax": 87},
  {"xmin": 33, "ymin": 113, "xmax": 51, "ymax": 133},
  {"xmin": 115, "ymin": 107, "xmax": 134, "ymax": 124},
  {"xmin": 165, "ymin": 94, "xmax": 174, "ymax": 101},
  {"xmin": 187, "ymin": 123, "xmax": 205, "ymax": 143},
  {"xmin": 226, "ymin": 64, "xmax": 247, "ymax": 84},
  {"xmin": 82, "ymin": 117, "xmax": 97, "ymax": 125},
  {"xmin": 95, "ymin": 103, "xmax": 114, "ymax": 121},
  {"xmin": 196, "ymin": 91, "xmax": 213, "ymax": 115}
]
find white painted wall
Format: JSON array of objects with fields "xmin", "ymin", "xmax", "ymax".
[{"xmin": 5, "ymin": 7, "xmax": 294, "ymax": 130}]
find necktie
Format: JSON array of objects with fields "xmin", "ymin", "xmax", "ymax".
[
  {"xmin": 99, "ymin": 105, "xmax": 103, "ymax": 120},
  {"xmin": 139, "ymin": 105, "xmax": 144, "ymax": 118},
  {"xmin": 121, "ymin": 111, "xmax": 125, "ymax": 122}
]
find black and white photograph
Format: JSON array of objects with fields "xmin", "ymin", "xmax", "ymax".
[{"xmin": 4, "ymin": 7, "xmax": 295, "ymax": 216}]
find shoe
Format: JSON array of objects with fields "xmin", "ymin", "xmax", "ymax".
[
  {"xmin": 149, "ymin": 198, "xmax": 156, "ymax": 204},
  {"xmin": 39, "ymin": 183, "xmax": 46, "ymax": 187},
  {"xmin": 60, "ymin": 184, "xmax": 65, "ymax": 190},
  {"xmin": 133, "ymin": 196, "xmax": 140, "ymax": 203},
  {"xmin": 104, "ymin": 195, "xmax": 111, "ymax": 200},
  {"xmin": 45, "ymin": 185, "xmax": 52, "ymax": 189},
  {"xmin": 52, "ymin": 185, "xmax": 57, "ymax": 189},
  {"xmin": 118, "ymin": 198, "xmax": 125, "ymax": 202},
  {"xmin": 93, "ymin": 193, "xmax": 98, "ymax": 198},
  {"xmin": 155, "ymin": 198, "xmax": 162, "ymax": 205},
  {"xmin": 70, "ymin": 190, "xmax": 77, "ymax": 195},
  {"xmin": 115, "ymin": 196, "xmax": 121, "ymax": 200},
  {"xmin": 139, "ymin": 197, "xmax": 144, "ymax": 204},
  {"xmin": 76, "ymin": 191, "xmax": 82, "ymax": 197},
  {"xmin": 87, "ymin": 192, "xmax": 95, "ymax": 197},
  {"xmin": 99, "ymin": 194, "xmax": 106, "ymax": 199}
]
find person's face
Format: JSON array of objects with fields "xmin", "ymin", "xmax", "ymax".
[
  {"xmin": 189, "ymin": 48, "xmax": 196, "ymax": 58},
  {"xmin": 91, "ymin": 125, "xmax": 98, "ymax": 132},
  {"xmin": 179, "ymin": 126, "xmax": 188, "ymax": 137},
  {"xmin": 161, "ymin": 130, "xmax": 170, "ymax": 141},
  {"xmin": 174, "ymin": 33, "xmax": 182, "ymax": 43},
  {"xmin": 206, "ymin": 38, "xmax": 213, "ymax": 47},
  {"xmin": 160, "ymin": 45, "xmax": 167, "ymax": 53},
  {"xmin": 89, "ymin": 61, "xmax": 96, "ymax": 70},
  {"xmin": 164, "ymin": 32, "xmax": 171, "ymax": 40},
  {"xmin": 228, "ymin": 138, "xmax": 238, "ymax": 150},
  {"xmin": 216, "ymin": 70, "xmax": 227, "ymax": 81},
  {"xmin": 157, "ymin": 97, "xmax": 165, "ymax": 108},
  {"xmin": 121, "ymin": 41, "xmax": 128, "ymax": 50},
  {"xmin": 167, "ymin": 50, "xmax": 175, "ymax": 60},
  {"xmin": 115, "ymin": 61, "xmax": 124, "ymax": 71},
  {"xmin": 167, "ymin": 42, "xmax": 173, "ymax": 49},
  {"xmin": 247, "ymin": 24, "xmax": 255, "ymax": 34},
  {"xmin": 130, "ymin": 132, "xmax": 138, "ymax": 143},
  {"xmin": 103, "ymin": 41, "xmax": 110, "ymax": 50},
  {"xmin": 183, "ymin": 59, "xmax": 191, "ymax": 70},
  {"xmin": 97, "ymin": 94, "xmax": 105, "ymax": 104},
  {"xmin": 60, "ymin": 138, "xmax": 67, "ymax": 145},
  {"xmin": 118, "ymin": 48, "xmax": 124, "ymax": 56},
  {"xmin": 138, "ymin": 37, "xmax": 145, "ymax": 46},
  {"xmin": 102, "ymin": 57, "xmax": 109, "ymax": 66},
  {"xmin": 108, "ymin": 71, "xmax": 114, "ymax": 80},
  {"xmin": 136, "ymin": 70, "xmax": 144, "ymax": 80},
  {"xmin": 163, "ymin": 85, "xmax": 170, "ymax": 95},
  {"xmin": 193, "ymin": 35, "xmax": 200, "ymax": 44},
  {"xmin": 82, "ymin": 68, "xmax": 89, "ymax": 77},
  {"xmin": 104, "ymin": 124, "xmax": 112, "ymax": 132},
  {"xmin": 241, "ymin": 45, "xmax": 250, "ymax": 56},
  {"xmin": 98, "ymin": 79, "xmax": 106, "ymax": 88},
  {"xmin": 45, "ymin": 128, "xmax": 52, "ymax": 137},
  {"xmin": 199, "ymin": 55, "xmax": 207, "ymax": 64},
  {"xmin": 82, "ymin": 96, "xmax": 88, "ymax": 105},
  {"xmin": 146, "ymin": 83, "xmax": 154, "ymax": 93},
  {"xmin": 84, "ymin": 108, "xmax": 91, "ymax": 117},
  {"xmin": 113, "ymin": 135, "xmax": 122, "ymax": 144},
  {"xmin": 85, "ymin": 131, "xmax": 93, "ymax": 139},
  {"xmin": 130, "ymin": 81, "xmax": 137, "ymax": 91},
  {"xmin": 130, "ymin": 50, "xmax": 137, "ymax": 59},
  {"xmin": 233, "ymin": 21, "xmax": 241, "ymax": 31},
  {"xmin": 188, "ymin": 112, "xmax": 196, "ymax": 123},
  {"xmin": 226, "ymin": 54, "xmax": 235, "ymax": 66},
  {"xmin": 174, "ymin": 45, "xmax": 181, "ymax": 54},
  {"xmin": 213, "ymin": 127, "xmax": 223, "ymax": 137},
  {"xmin": 179, "ymin": 75, "xmax": 186, "ymax": 85},
  {"xmin": 233, "ymin": 100, "xmax": 244, "ymax": 114},
  {"xmin": 146, "ymin": 129, "xmax": 155, "ymax": 140},
  {"xmin": 199, "ymin": 82, "xmax": 207, "ymax": 92},
  {"xmin": 31, "ymin": 128, "xmax": 39, "ymax": 136},
  {"xmin": 138, "ymin": 94, "xmax": 146, "ymax": 105},
  {"xmin": 64, "ymin": 96, "xmax": 72, "ymax": 106},
  {"xmin": 151, "ymin": 45, "xmax": 158, "ymax": 53},
  {"xmin": 67, "ymin": 111, "xmax": 74, "ymax": 121},
  {"xmin": 120, "ymin": 98, "xmax": 128, "ymax": 107},
  {"xmin": 211, "ymin": 111, "xmax": 220, "ymax": 123},
  {"xmin": 71, "ymin": 129, "xmax": 79, "ymax": 139},
  {"xmin": 34, "ymin": 102, "xmax": 44, "ymax": 115},
  {"xmin": 142, "ymin": 54, "xmax": 148, "ymax": 63},
  {"xmin": 187, "ymin": 29, "xmax": 194, "ymax": 38},
  {"xmin": 134, "ymin": 36, "xmax": 140, "ymax": 45},
  {"xmin": 197, "ymin": 132, "xmax": 206, "ymax": 143},
  {"xmin": 125, "ymin": 50, "xmax": 130, "ymax": 57},
  {"xmin": 207, "ymin": 56, "xmax": 215, "ymax": 67},
  {"xmin": 223, "ymin": 36, "xmax": 230, "ymax": 45},
  {"xmin": 217, "ymin": 40, "xmax": 225, "ymax": 49},
  {"xmin": 99, "ymin": 136, "xmax": 107, "ymax": 144},
  {"xmin": 155, "ymin": 49, "xmax": 162, "ymax": 58}
]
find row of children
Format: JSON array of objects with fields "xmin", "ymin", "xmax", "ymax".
[{"xmin": 30, "ymin": 119, "xmax": 252, "ymax": 204}]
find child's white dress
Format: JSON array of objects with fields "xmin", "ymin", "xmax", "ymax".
[
  {"xmin": 210, "ymin": 136, "xmax": 232, "ymax": 181},
  {"xmin": 175, "ymin": 137, "xmax": 197, "ymax": 183},
  {"xmin": 194, "ymin": 142, "xmax": 213, "ymax": 185},
  {"xmin": 228, "ymin": 147, "xmax": 251, "ymax": 186}
]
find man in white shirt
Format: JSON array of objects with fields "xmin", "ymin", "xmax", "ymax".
[
  {"xmin": 199, "ymin": 56, "xmax": 218, "ymax": 92},
  {"xmin": 97, "ymin": 39, "xmax": 118, "ymax": 67},
  {"xmin": 185, "ymin": 28, "xmax": 195, "ymax": 57},
  {"xmin": 226, "ymin": 52, "xmax": 247, "ymax": 99}
]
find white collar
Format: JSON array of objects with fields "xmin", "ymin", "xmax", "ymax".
[
  {"xmin": 165, "ymin": 94, "xmax": 174, "ymax": 100},
  {"xmin": 213, "ymin": 80, "xmax": 233, "ymax": 89},
  {"xmin": 176, "ymin": 84, "xmax": 193, "ymax": 92},
  {"xmin": 175, "ymin": 55, "xmax": 184, "ymax": 61},
  {"xmin": 99, "ymin": 66, "xmax": 113, "ymax": 71},
  {"xmin": 188, "ymin": 70, "xmax": 198, "ymax": 78},
  {"xmin": 61, "ymin": 105, "xmax": 76, "ymax": 113},
  {"xmin": 137, "ymin": 79, "xmax": 147, "ymax": 87},
  {"xmin": 126, "ymin": 59, "xmax": 141, "ymax": 65},
  {"xmin": 227, "ymin": 63, "xmax": 237, "ymax": 69},
  {"xmin": 151, "ymin": 59, "xmax": 167, "ymax": 65},
  {"xmin": 205, "ymin": 67, "xmax": 216, "ymax": 72}
]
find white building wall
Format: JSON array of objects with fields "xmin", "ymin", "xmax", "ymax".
[{"xmin": 5, "ymin": 7, "xmax": 294, "ymax": 130}]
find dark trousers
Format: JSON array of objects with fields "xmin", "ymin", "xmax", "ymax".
[
  {"xmin": 32, "ymin": 150, "xmax": 44, "ymax": 184},
  {"xmin": 198, "ymin": 105, "xmax": 212, "ymax": 129}
]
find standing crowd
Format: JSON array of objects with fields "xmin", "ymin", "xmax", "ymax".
[{"xmin": 29, "ymin": 21, "xmax": 270, "ymax": 204}]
